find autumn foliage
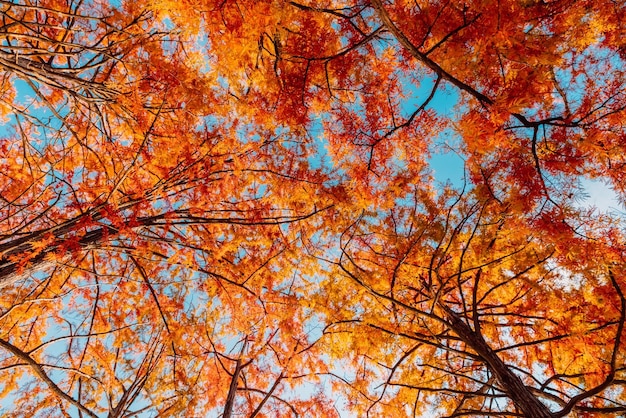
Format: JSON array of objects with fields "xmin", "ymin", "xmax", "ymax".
[{"xmin": 0, "ymin": 0, "xmax": 625, "ymax": 416}]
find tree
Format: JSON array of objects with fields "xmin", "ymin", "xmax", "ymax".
[
  {"xmin": 329, "ymin": 187, "xmax": 625, "ymax": 416},
  {"xmin": 0, "ymin": 0, "xmax": 624, "ymax": 416}
]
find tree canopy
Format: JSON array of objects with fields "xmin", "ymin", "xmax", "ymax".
[{"xmin": 0, "ymin": 0, "xmax": 625, "ymax": 416}]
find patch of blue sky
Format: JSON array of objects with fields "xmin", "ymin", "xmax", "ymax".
[
  {"xmin": 2, "ymin": 78, "xmax": 73, "ymax": 155},
  {"xmin": 553, "ymin": 45, "xmax": 621, "ymax": 109},
  {"xmin": 0, "ymin": 280, "xmax": 141, "ymax": 415},
  {"xmin": 304, "ymin": 78, "xmax": 466, "ymax": 207},
  {"xmin": 307, "ymin": 122, "xmax": 333, "ymax": 172},
  {"xmin": 0, "ymin": 375, "xmax": 48, "ymax": 414},
  {"xmin": 577, "ymin": 178, "xmax": 625, "ymax": 218},
  {"xmin": 385, "ymin": 65, "xmax": 467, "ymax": 188},
  {"xmin": 416, "ymin": 86, "xmax": 468, "ymax": 189},
  {"xmin": 375, "ymin": 72, "xmax": 468, "ymax": 220}
]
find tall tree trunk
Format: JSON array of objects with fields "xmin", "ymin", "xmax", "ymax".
[
  {"xmin": 444, "ymin": 308, "xmax": 554, "ymax": 418},
  {"xmin": 223, "ymin": 340, "xmax": 248, "ymax": 418},
  {"xmin": 0, "ymin": 218, "xmax": 117, "ymax": 288}
]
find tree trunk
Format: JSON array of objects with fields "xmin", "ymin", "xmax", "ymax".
[
  {"xmin": 444, "ymin": 308, "xmax": 554, "ymax": 418},
  {"xmin": 0, "ymin": 222, "xmax": 119, "ymax": 288}
]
